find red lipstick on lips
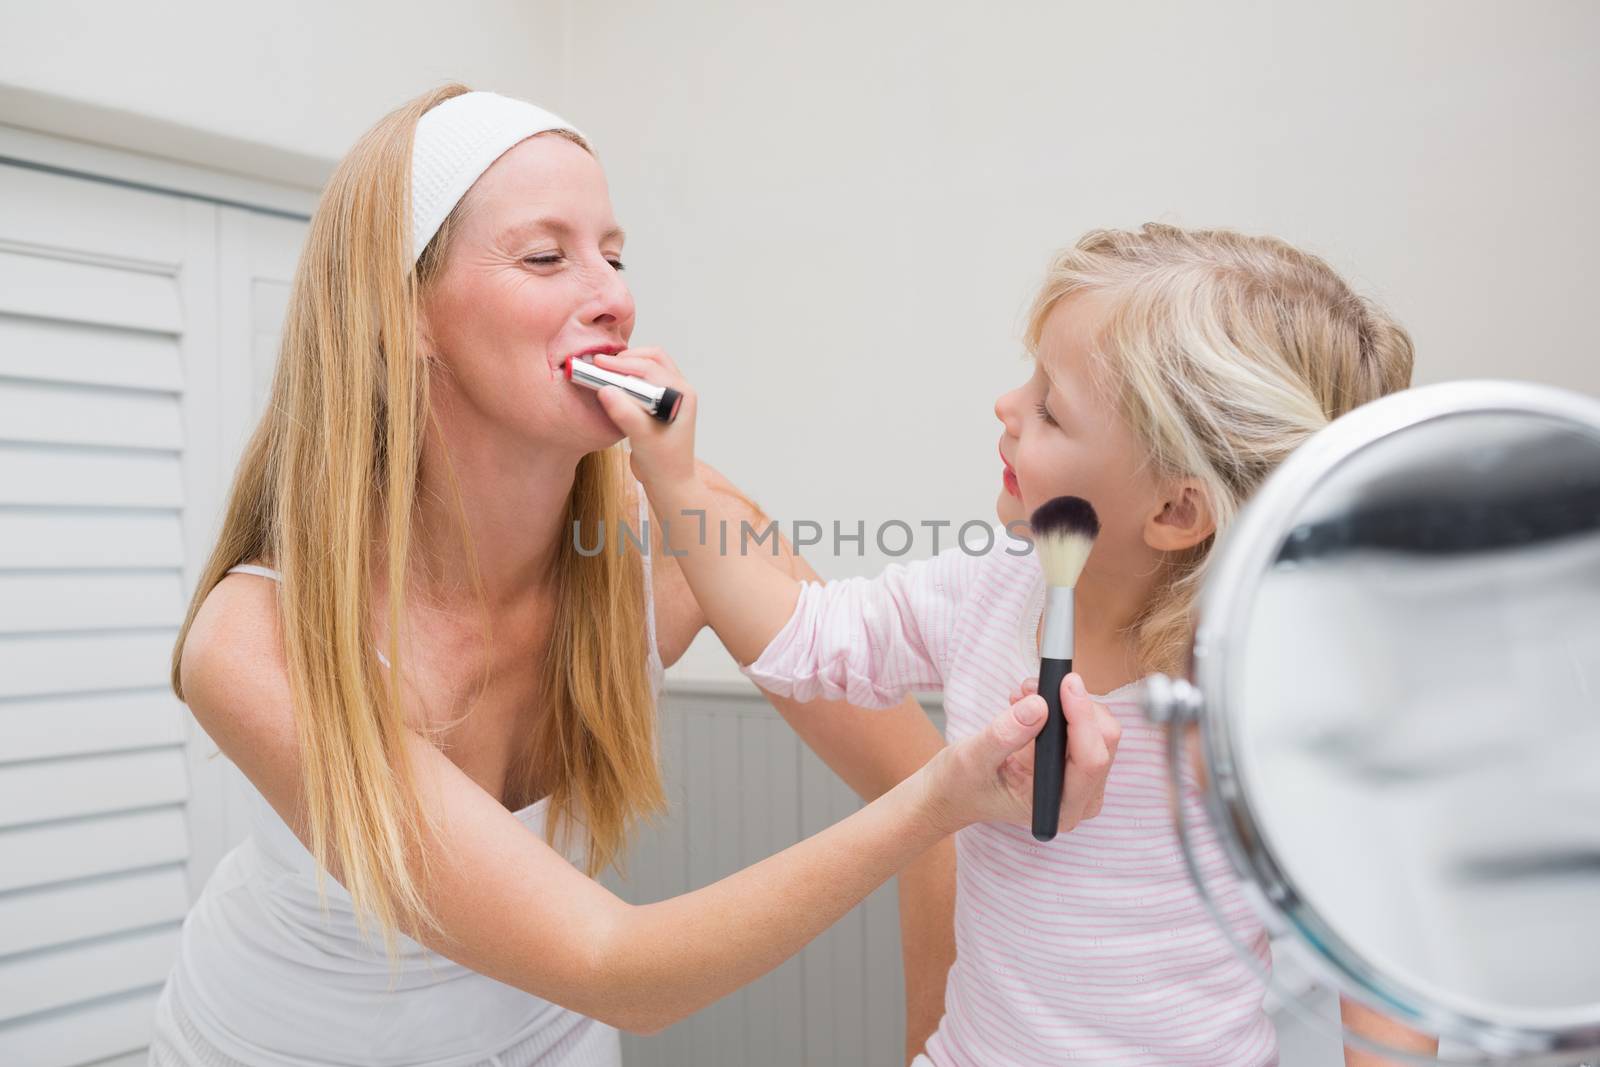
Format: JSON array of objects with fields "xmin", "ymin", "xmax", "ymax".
[{"xmin": 1000, "ymin": 443, "xmax": 1021, "ymax": 498}]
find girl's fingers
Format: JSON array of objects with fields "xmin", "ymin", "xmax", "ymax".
[
  {"xmin": 618, "ymin": 346, "xmax": 683, "ymax": 376},
  {"xmin": 587, "ymin": 353, "xmax": 685, "ymax": 390},
  {"xmin": 592, "ymin": 348, "xmax": 686, "ymax": 386},
  {"xmin": 595, "ymin": 385, "xmax": 650, "ymax": 433}
]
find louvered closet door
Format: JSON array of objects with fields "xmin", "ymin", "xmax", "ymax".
[
  {"xmin": 182, "ymin": 205, "xmax": 306, "ymax": 880},
  {"xmin": 0, "ymin": 161, "xmax": 222, "ymax": 1066}
]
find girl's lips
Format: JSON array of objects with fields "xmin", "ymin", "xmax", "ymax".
[{"xmin": 999, "ymin": 442, "xmax": 1020, "ymax": 497}]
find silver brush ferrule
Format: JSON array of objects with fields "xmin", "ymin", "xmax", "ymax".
[{"xmin": 1041, "ymin": 585, "xmax": 1074, "ymax": 660}]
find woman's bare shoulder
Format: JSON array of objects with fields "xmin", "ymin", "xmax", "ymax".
[{"xmin": 179, "ymin": 565, "xmax": 296, "ymax": 749}]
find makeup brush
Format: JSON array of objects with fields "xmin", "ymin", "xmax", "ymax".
[{"xmin": 1029, "ymin": 495, "xmax": 1100, "ymax": 842}]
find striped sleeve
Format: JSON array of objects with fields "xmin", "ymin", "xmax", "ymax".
[{"xmin": 741, "ymin": 548, "xmax": 978, "ymax": 708}]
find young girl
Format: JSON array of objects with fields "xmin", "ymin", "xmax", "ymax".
[{"xmin": 596, "ymin": 223, "xmax": 1418, "ymax": 1065}]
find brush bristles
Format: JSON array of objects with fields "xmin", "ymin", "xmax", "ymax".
[{"xmin": 1031, "ymin": 496, "xmax": 1100, "ymax": 588}]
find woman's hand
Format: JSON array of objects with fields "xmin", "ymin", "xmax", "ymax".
[
  {"xmin": 590, "ymin": 348, "xmax": 698, "ymax": 494},
  {"xmin": 921, "ymin": 673, "xmax": 1121, "ymax": 835}
]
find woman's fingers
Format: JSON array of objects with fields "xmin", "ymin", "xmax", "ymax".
[
  {"xmin": 929, "ymin": 681, "xmax": 1118, "ymax": 835},
  {"xmin": 1058, "ymin": 674, "xmax": 1119, "ymax": 832},
  {"xmin": 1089, "ymin": 702, "xmax": 1121, "ymax": 821},
  {"xmin": 980, "ymin": 695, "xmax": 1047, "ymax": 766}
]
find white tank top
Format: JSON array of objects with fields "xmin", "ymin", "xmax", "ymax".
[{"xmin": 156, "ymin": 487, "xmax": 665, "ymax": 1067}]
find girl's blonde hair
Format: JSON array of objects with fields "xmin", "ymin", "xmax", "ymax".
[
  {"xmin": 1026, "ymin": 223, "xmax": 1414, "ymax": 675},
  {"xmin": 171, "ymin": 84, "xmax": 663, "ymax": 953}
]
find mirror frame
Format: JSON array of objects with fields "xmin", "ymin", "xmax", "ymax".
[{"xmin": 1142, "ymin": 379, "xmax": 1600, "ymax": 1061}]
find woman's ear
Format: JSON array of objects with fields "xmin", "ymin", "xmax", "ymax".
[
  {"xmin": 416, "ymin": 304, "xmax": 435, "ymax": 360},
  {"xmin": 416, "ymin": 304, "xmax": 445, "ymax": 368},
  {"xmin": 1144, "ymin": 481, "xmax": 1215, "ymax": 552}
]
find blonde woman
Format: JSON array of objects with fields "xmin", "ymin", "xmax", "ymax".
[
  {"xmin": 604, "ymin": 223, "xmax": 1438, "ymax": 1065},
  {"xmin": 149, "ymin": 86, "xmax": 1121, "ymax": 1066}
]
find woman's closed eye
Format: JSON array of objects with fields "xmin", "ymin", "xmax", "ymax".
[{"xmin": 523, "ymin": 253, "xmax": 626, "ymax": 271}]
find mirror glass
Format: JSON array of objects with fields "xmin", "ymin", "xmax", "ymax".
[{"xmin": 1227, "ymin": 406, "xmax": 1600, "ymax": 1036}]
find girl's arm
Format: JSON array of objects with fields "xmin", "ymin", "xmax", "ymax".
[
  {"xmin": 643, "ymin": 467, "xmax": 957, "ymax": 1060},
  {"xmin": 597, "ymin": 350, "xmax": 965, "ymax": 705},
  {"xmin": 181, "ymin": 573, "xmax": 1114, "ymax": 1035},
  {"xmin": 596, "ymin": 349, "xmax": 808, "ymax": 666}
]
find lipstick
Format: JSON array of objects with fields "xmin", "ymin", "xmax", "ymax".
[{"xmin": 564, "ymin": 357, "xmax": 683, "ymax": 423}]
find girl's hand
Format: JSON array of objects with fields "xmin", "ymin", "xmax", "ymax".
[
  {"xmin": 921, "ymin": 673, "xmax": 1121, "ymax": 835},
  {"xmin": 590, "ymin": 349, "xmax": 698, "ymax": 493}
]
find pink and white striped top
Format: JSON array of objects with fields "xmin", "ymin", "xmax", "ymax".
[{"xmin": 744, "ymin": 538, "xmax": 1278, "ymax": 1066}]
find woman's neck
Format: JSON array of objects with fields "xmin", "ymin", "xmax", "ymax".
[{"xmin": 409, "ymin": 417, "xmax": 586, "ymax": 612}]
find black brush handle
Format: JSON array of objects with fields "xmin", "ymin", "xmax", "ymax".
[{"xmin": 1032, "ymin": 656, "xmax": 1072, "ymax": 842}]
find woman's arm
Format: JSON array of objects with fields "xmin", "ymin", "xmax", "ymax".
[
  {"xmin": 644, "ymin": 464, "xmax": 957, "ymax": 1060},
  {"xmin": 181, "ymin": 574, "xmax": 1110, "ymax": 1035},
  {"xmin": 1341, "ymin": 996, "xmax": 1438, "ymax": 1065}
]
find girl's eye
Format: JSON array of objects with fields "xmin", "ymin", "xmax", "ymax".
[{"xmin": 1034, "ymin": 401, "xmax": 1058, "ymax": 427}]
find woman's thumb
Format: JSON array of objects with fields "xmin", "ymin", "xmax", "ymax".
[{"xmin": 983, "ymin": 694, "xmax": 1047, "ymax": 762}]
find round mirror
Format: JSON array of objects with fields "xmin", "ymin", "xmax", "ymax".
[{"xmin": 1143, "ymin": 381, "xmax": 1600, "ymax": 1063}]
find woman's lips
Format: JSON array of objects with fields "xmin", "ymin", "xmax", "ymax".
[{"xmin": 555, "ymin": 344, "xmax": 626, "ymax": 378}]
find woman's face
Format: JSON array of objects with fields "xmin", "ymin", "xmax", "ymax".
[
  {"xmin": 420, "ymin": 133, "xmax": 634, "ymax": 454},
  {"xmin": 993, "ymin": 294, "xmax": 1166, "ymax": 571}
]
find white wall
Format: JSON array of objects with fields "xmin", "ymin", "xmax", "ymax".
[
  {"xmin": 0, "ymin": 0, "xmax": 566, "ymax": 186},
  {"xmin": 551, "ymin": 0, "xmax": 1600, "ymax": 683},
  {"xmin": 7, "ymin": 1, "xmax": 1595, "ymax": 687}
]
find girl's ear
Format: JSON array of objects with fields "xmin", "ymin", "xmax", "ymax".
[{"xmin": 1144, "ymin": 481, "xmax": 1215, "ymax": 552}]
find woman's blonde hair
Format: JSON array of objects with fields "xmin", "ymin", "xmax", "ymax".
[
  {"xmin": 1025, "ymin": 223, "xmax": 1415, "ymax": 675},
  {"xmin": 171, "ymin": 84, "xmax": 663, "ymax": 953}
]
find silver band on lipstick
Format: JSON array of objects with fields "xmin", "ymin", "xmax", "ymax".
[
  {"xmin": 1041, "ymin": 586, "xmax": 1074, "ymax": 660},
  {"xmin": 567, "ymin": 359, "xmax": 683, "ymax": 422}
]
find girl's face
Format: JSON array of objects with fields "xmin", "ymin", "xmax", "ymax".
[
  {"xmin": 420, "ymin": 133, "xmax": 635, "ymax": 454},
  {"xmin": 993, "ymin": 294, "xmax": 1171, "ymax": 572}
]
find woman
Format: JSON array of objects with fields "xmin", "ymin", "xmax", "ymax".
[{"xmin": 149, "ymin": 85, "xmax": 1121, "ymax": 1066}]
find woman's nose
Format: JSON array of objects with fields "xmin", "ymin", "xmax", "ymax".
[{"xmin": 584, "ymin": 262, "xmax": 634, "ymax": 328}]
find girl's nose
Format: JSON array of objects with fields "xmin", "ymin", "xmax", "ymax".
[{"xmin": 995, "ymin": 386, "xmax": 1023, "ymax": 434}]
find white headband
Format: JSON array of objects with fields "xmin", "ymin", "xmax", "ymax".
[{"xmin": 410, "ymin": 91, "xmax": 583, "ymax": 262}]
